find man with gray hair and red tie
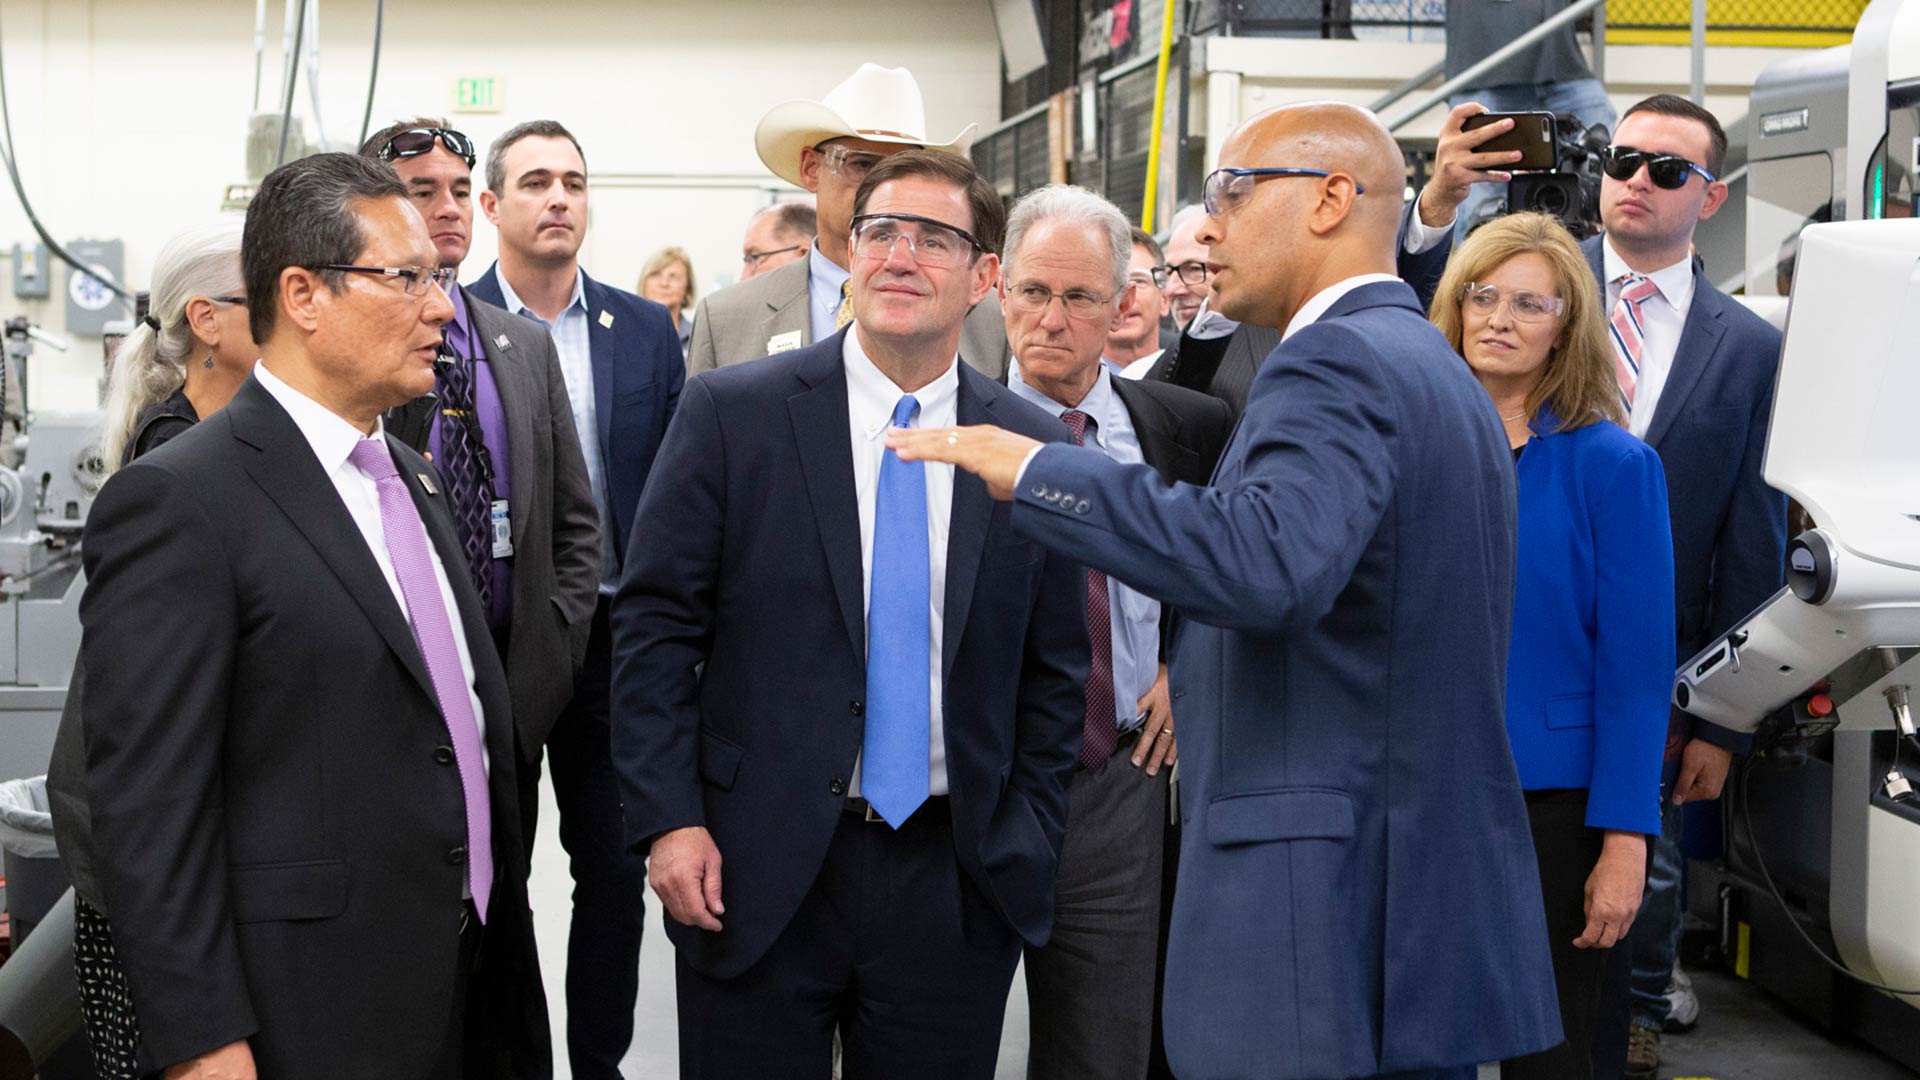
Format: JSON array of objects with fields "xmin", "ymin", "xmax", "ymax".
[{"xmin": 75, "ymin": 152, "xmax": 547, "ymax": 1080}]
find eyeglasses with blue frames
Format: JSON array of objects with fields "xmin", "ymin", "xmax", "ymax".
[
  {"xmin": 319, "ymin": 264, "xmax": 457, "ymax": 296},
  {"xmin": 1202, "ymin": 167, "xmax": 1366, "ymax": 217},
  {"xmin": 1600, "ymin": 145, "xmax": 1717, "ymax": 189},
  {"xmin": 848, "ymin": 213, "xmax": 983, "ymax": 270}
]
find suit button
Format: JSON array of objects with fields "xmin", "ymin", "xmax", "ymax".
[
  {"xmin": 1075, "ymin": 499, "xmax": 1090, "ymax": 514},
  {"xmin": 830, "ymin": 777, "xmax": 847, "ymax": 796},
  {"xmin": 1029, "ymin": 483, "xmax": 1047, "ymax": 498},
  {"xmin": 446, "ymin": 845, "xmax": 468, "ymax": 865},
  {"xmin": 1046, "ymin": 490, "xmax": 1062, "ymax": 504},
  {"xmin": 849, "ymin": 699, "xmax": 864, "ymax": 717},
  {"xmin": 433, "ymin": 745, "xmax": 455, "ymax": 766},
  {"xmin": 1060, "ymin": 491, "xmax": 1075, "ymax": 505}
]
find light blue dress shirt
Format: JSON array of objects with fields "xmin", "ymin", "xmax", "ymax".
[
  {"xmin": 1007, "ymin": 362, "xmax": 1161, "ymax": 733},
  {"xmin": 807, "ymin": 242, "xmax": 851, "ymax": 345},
  {"xmin": 490, "ymin": 265, "xmax": 617, "ymax": 589}
]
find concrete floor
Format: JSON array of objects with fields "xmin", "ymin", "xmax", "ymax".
[{"xmin": 528, "ymin": 776, "xmax": 1918, "ymax": 1080}]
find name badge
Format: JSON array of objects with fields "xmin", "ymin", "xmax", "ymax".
[
  {"xmin": 767, "ymin": 330, "xmax": 803, "ymax": 354},
  {"xmin": 491, "ymin": 500, "xmax": 514, "ymax": 559}
]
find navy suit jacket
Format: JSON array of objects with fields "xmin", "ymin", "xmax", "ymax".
[
  {"xmin": 1509, "ymin": 412, "xmax": 1674, "ymax": 836},
  {"xmin": 609, "ymin": 330, "xmax": 1090, "ymax": 980},
  {"xmin": 1578, "ymin": 236, "xmax": 1787, "ymax": 753},
  {"xmin": 466, "ymin": 265, "xmax": 685, "ymax": 567},
  {"xmin": 1015, "ymin": 280, "xmax": 1560, "ymax": 1079}
]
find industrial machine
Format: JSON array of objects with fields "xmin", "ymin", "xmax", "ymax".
[{"xmin": 1670, "ymin": 4, "xmax": 1920, "ymax": 1063}]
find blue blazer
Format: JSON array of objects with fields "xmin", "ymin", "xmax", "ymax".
[
  {"xmin": 1016, "ymin": 281, "xmax": 1560, "ymax": 1079},
  {"xmin": 466, "ymin": 265, "xmax": 685, "ymax": 568},
  {"xmin": 1577, "ymin": 237, "xmax": 1787, "ymax": 753},
  {"xmin": 1509, "ymin": 412, "xmax": 1674, "ymax": 836},
  {"xmin": 609, "ymin": 331, "xmax": 1089, "ymax": 980}
]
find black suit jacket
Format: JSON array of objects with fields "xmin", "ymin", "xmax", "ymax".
[
  {"xmin": 387, "ymin": 290, "xmax": 602, "ymax": 758},
  {"xmin": 77, "ymin": 376, "xmax": 548, "ymax": 1077},
  {"xmin": 610, "ymin": 330, "xmax": 1091, "ymax": 980}
]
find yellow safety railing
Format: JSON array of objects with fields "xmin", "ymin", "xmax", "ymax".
[{"xmin": 1605, "ymin": 0, "xmax": 1866, "ymax": 45}]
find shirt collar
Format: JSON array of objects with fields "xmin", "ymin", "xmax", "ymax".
[
  {"xmin": 810, "ymin": 241, "xmax": 851, "ymax": 293},
  {"xmin": 1283, "ymin": 273, "xmax": 1403, "ymax": 341},
  {"xmin": 1006, "ymin": 359, "xmax": 1119, "ymax": 447},
  {"xmin": 1601, "ymin": 236, "xmax": 1695, "ymax": 310},
  {"xmin": 253, "ymin": 359, "xmax": 387, "ymax": 475},
  {"xmin": 445, "ymin": 281, "xmax": 475, "ymax": 354},
  {"xmin": 842, "ymin": 327, "xmax": 960, "ymax": 441},
  {"xmin": 1185, "ymin": 297, "xmax": 1240, "ymax": 341},
  {"xmin": 493, "ymin": 264, "xmax": 587, "ymax": 323}
]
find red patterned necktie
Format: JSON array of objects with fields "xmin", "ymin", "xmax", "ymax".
[
  {"xmin": 1608, "ymin": 273, "xmax": 1660, "ymax": 409},
  {"xmin": 1059, "ymin": 409, "xmax": 1117, "ymax": 770}
]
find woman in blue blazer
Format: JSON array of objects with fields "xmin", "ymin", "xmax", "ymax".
[{"xmin": 1431, "ymin": 212, "xmax": 1675, "ymax": 1080}]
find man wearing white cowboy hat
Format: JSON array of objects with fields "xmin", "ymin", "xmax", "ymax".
[{"xmin": 685, "ymin": 63, "xmax": 1009, "ymax": 380}]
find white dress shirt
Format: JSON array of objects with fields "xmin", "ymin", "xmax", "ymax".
[
  {"xmin": 1402, "ymin": 202, "xmax": 1454, "ymax": 254},
  {"xmin": 1183, "ymin": 298, "xmax": 1240, "ymax": 341},
  {"xmin": 1116, "ymin": 349, "xmax": 1165, "ymax": 380},
  {"xmin": 844, "ymin": 327, "xmax": 957, "ymax": 798},
  {"xmin": 1284, "ymin": 273, "xmax": 1406, "ymax": 341},
  {"xmin": 1601, "ymin": 237, "xmax": 1697, "ymax": 438},
  {"xmin": 254, "ymin": 361, "xmax": 489, "ymax": 773},
  {"xmin": 808, "ymin": 242, "xmax": 853, "ymax": 345},
  {"xmin": 1008, "ymin": 362, "xmax": 1161, "ymax": 732},
  {"xmin": 491, "ymin": 264, "xmax": 617, "ymax": 589}
]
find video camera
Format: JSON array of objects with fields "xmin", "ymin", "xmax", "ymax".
[{"xmin": 1469, "ymin": 113, "xmax": 1611, "ymax": 238}]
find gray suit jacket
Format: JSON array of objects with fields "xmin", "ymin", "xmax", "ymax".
[
  {"xmin": 685, "ymin": 253, "xmax": 1009, "ymax": 380},
  {"xmin": 465, "ymin": 297, "xmax": 602, "ymax": 761}
]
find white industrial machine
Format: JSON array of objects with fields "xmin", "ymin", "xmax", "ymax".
[{"xmin": 1668, "ymin": 1, "xmax": 1920, "ymax": 1061}]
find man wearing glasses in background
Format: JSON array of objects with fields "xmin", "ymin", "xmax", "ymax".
[
  {"xmin": 614, "ymin": 149, "xmax": 1086, "ymax": 1078},
  {"xmin": 685, "ymin": 63, "xmax": 1009, "ymax": 379},
  {"xmin": 737, "ymin": 200, "xmax": 816, "ymax": 282},
  {"xmin": 1105, "ymin": 226, "xmax": 1175, "ymax": 380},
  {"xmin": 463, "ymin": 118, "xmax": 685, "ymax": 1080}
]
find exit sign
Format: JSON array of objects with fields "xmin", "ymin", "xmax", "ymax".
[{"xmin": 453, "ymin": 76, "xmax": 503, "ymax": 114}]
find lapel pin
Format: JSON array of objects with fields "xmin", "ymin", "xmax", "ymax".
[
  {"xmin": 598, "ymin": 310, "xmax": 615, "ymax": 329},
  {"xmin": 417, "ymin": 473, "xmax": 438, "ymax": 495},
  {"xmin": 494, "ymin": 333, "xmax": 512, "ymax": 350}
]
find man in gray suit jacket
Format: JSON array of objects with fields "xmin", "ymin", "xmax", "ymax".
[
  {"xmin": 362, "ymin": 118, "xmax": 601, "ymax": 826},
  {"xmin": 687, "ymin": 63, "xmax": 1008, "ymax": 380}
]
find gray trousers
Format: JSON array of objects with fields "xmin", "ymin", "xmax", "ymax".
[{"xmin": 1023, "ymin": 741, "xmax": 1170, "ymax": 1080}]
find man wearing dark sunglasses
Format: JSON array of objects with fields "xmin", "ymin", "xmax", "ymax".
[
  {"xmin": 1586, "ymin": 94, "xmax": 1786, "ymax": 1080},
  {"xmin": 358, "ymin": 114, "xmax": 613, "ymax": 1070}
]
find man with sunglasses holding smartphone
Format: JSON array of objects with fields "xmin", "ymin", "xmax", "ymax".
[
  {"xmin": 1415, "ymin": 93, "xmax": 1787, "ymax": 1080},
  {"xmin": 685, "ymin": 63, "xmax": 1008, "ymax": 379}
]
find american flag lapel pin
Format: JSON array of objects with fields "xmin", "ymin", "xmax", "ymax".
[{"xmin": 494, "ymin": 333, "xmax": 512, "ymax": 350}]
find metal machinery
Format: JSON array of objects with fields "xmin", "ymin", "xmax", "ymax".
[
  {"xmin": 0, "ymin": 322, "xmax": 94, "ymax": 784},
  {"xmin": 1671, "ymin": 2, "xmax": 1920, "ymax": 1063}
]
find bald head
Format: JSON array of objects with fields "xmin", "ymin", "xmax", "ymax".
[{"xmin": 1196, "ymin": 101, "xmax": 1407, "ymax": 328}]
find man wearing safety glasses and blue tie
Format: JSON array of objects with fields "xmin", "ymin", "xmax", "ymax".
[
  {"xmin": 612, "ymin": 148, "xmax": 1087, "ymax": 1078},
  {"xmin": 891, "ymin": 101, "xmax": 1563, "ymax": 1080}
]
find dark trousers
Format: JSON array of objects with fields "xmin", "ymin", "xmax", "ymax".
[
  {"xmin": 1590, "ymin": 756, "xmax": 1681, "ymax": 1080},
  {"xmin": 675, "ymin": 799, "xmax": 1023, "ymax": 1079},
  {"xmin": 1024, "ymin": 736, "xmax": 1168, "ymax": 1079},
  {"xmin": 514, "ymin": 597, "xmax": 646, "ymax": 1080},
  {"xmin": 1503, "ymin": 789, "xmax": 1615, "ymax": 1080}
]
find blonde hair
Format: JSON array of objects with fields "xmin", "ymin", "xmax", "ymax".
[
  {"xmin": 99, "ymin": 220, "xmax": 245, "ymax": 471},
  {"xmin": 1428, "ymin": 213, "xmax": 1624, "ymax": 433},
  {"xmin": 638, "ymin": 246, "xmax": 696, "ymax": 310}
]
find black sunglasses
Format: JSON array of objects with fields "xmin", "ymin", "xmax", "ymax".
[
  {"xmin": 1601, "ymin": 145, "xmax": 1716, "ymax": 189},
  {"xmin": 380, "ymin": 127, "xmax": 476, "ymax": 169}
]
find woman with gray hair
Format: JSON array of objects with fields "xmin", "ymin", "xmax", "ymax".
[{"xmin": 98, "ymin": 219, "xmax": 256, "ymax": 470}]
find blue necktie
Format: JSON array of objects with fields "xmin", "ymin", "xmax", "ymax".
[{"xmin": 863, "ymin": 394, "xmax": 930, "ymax": 828}]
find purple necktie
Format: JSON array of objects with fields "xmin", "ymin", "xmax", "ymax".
[{"xmin": 348, "ymin": 437, "xmax": 494, "ymax": 922}]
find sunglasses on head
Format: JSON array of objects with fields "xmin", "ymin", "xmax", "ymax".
[
  {"xmin": 380, "ymin": 127, "xmax": 476, "ymax": 169},
  {"xmin": 1601, "ymin": 145, "xmax": 1716, "ymax": 189}
]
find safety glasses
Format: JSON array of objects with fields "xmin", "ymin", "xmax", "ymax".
[{"xmin": 1601, "ymin": 145, "xmax": 1716, "ymax": 189}]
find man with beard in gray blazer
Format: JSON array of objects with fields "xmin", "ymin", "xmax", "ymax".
[
  {"xmin": 686, "ymin": 63, "xmax": 1008, "ymax": 380},
  {"xmin": 362, "ymin": 118, "xmax": 602, "ymax": 848}
]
